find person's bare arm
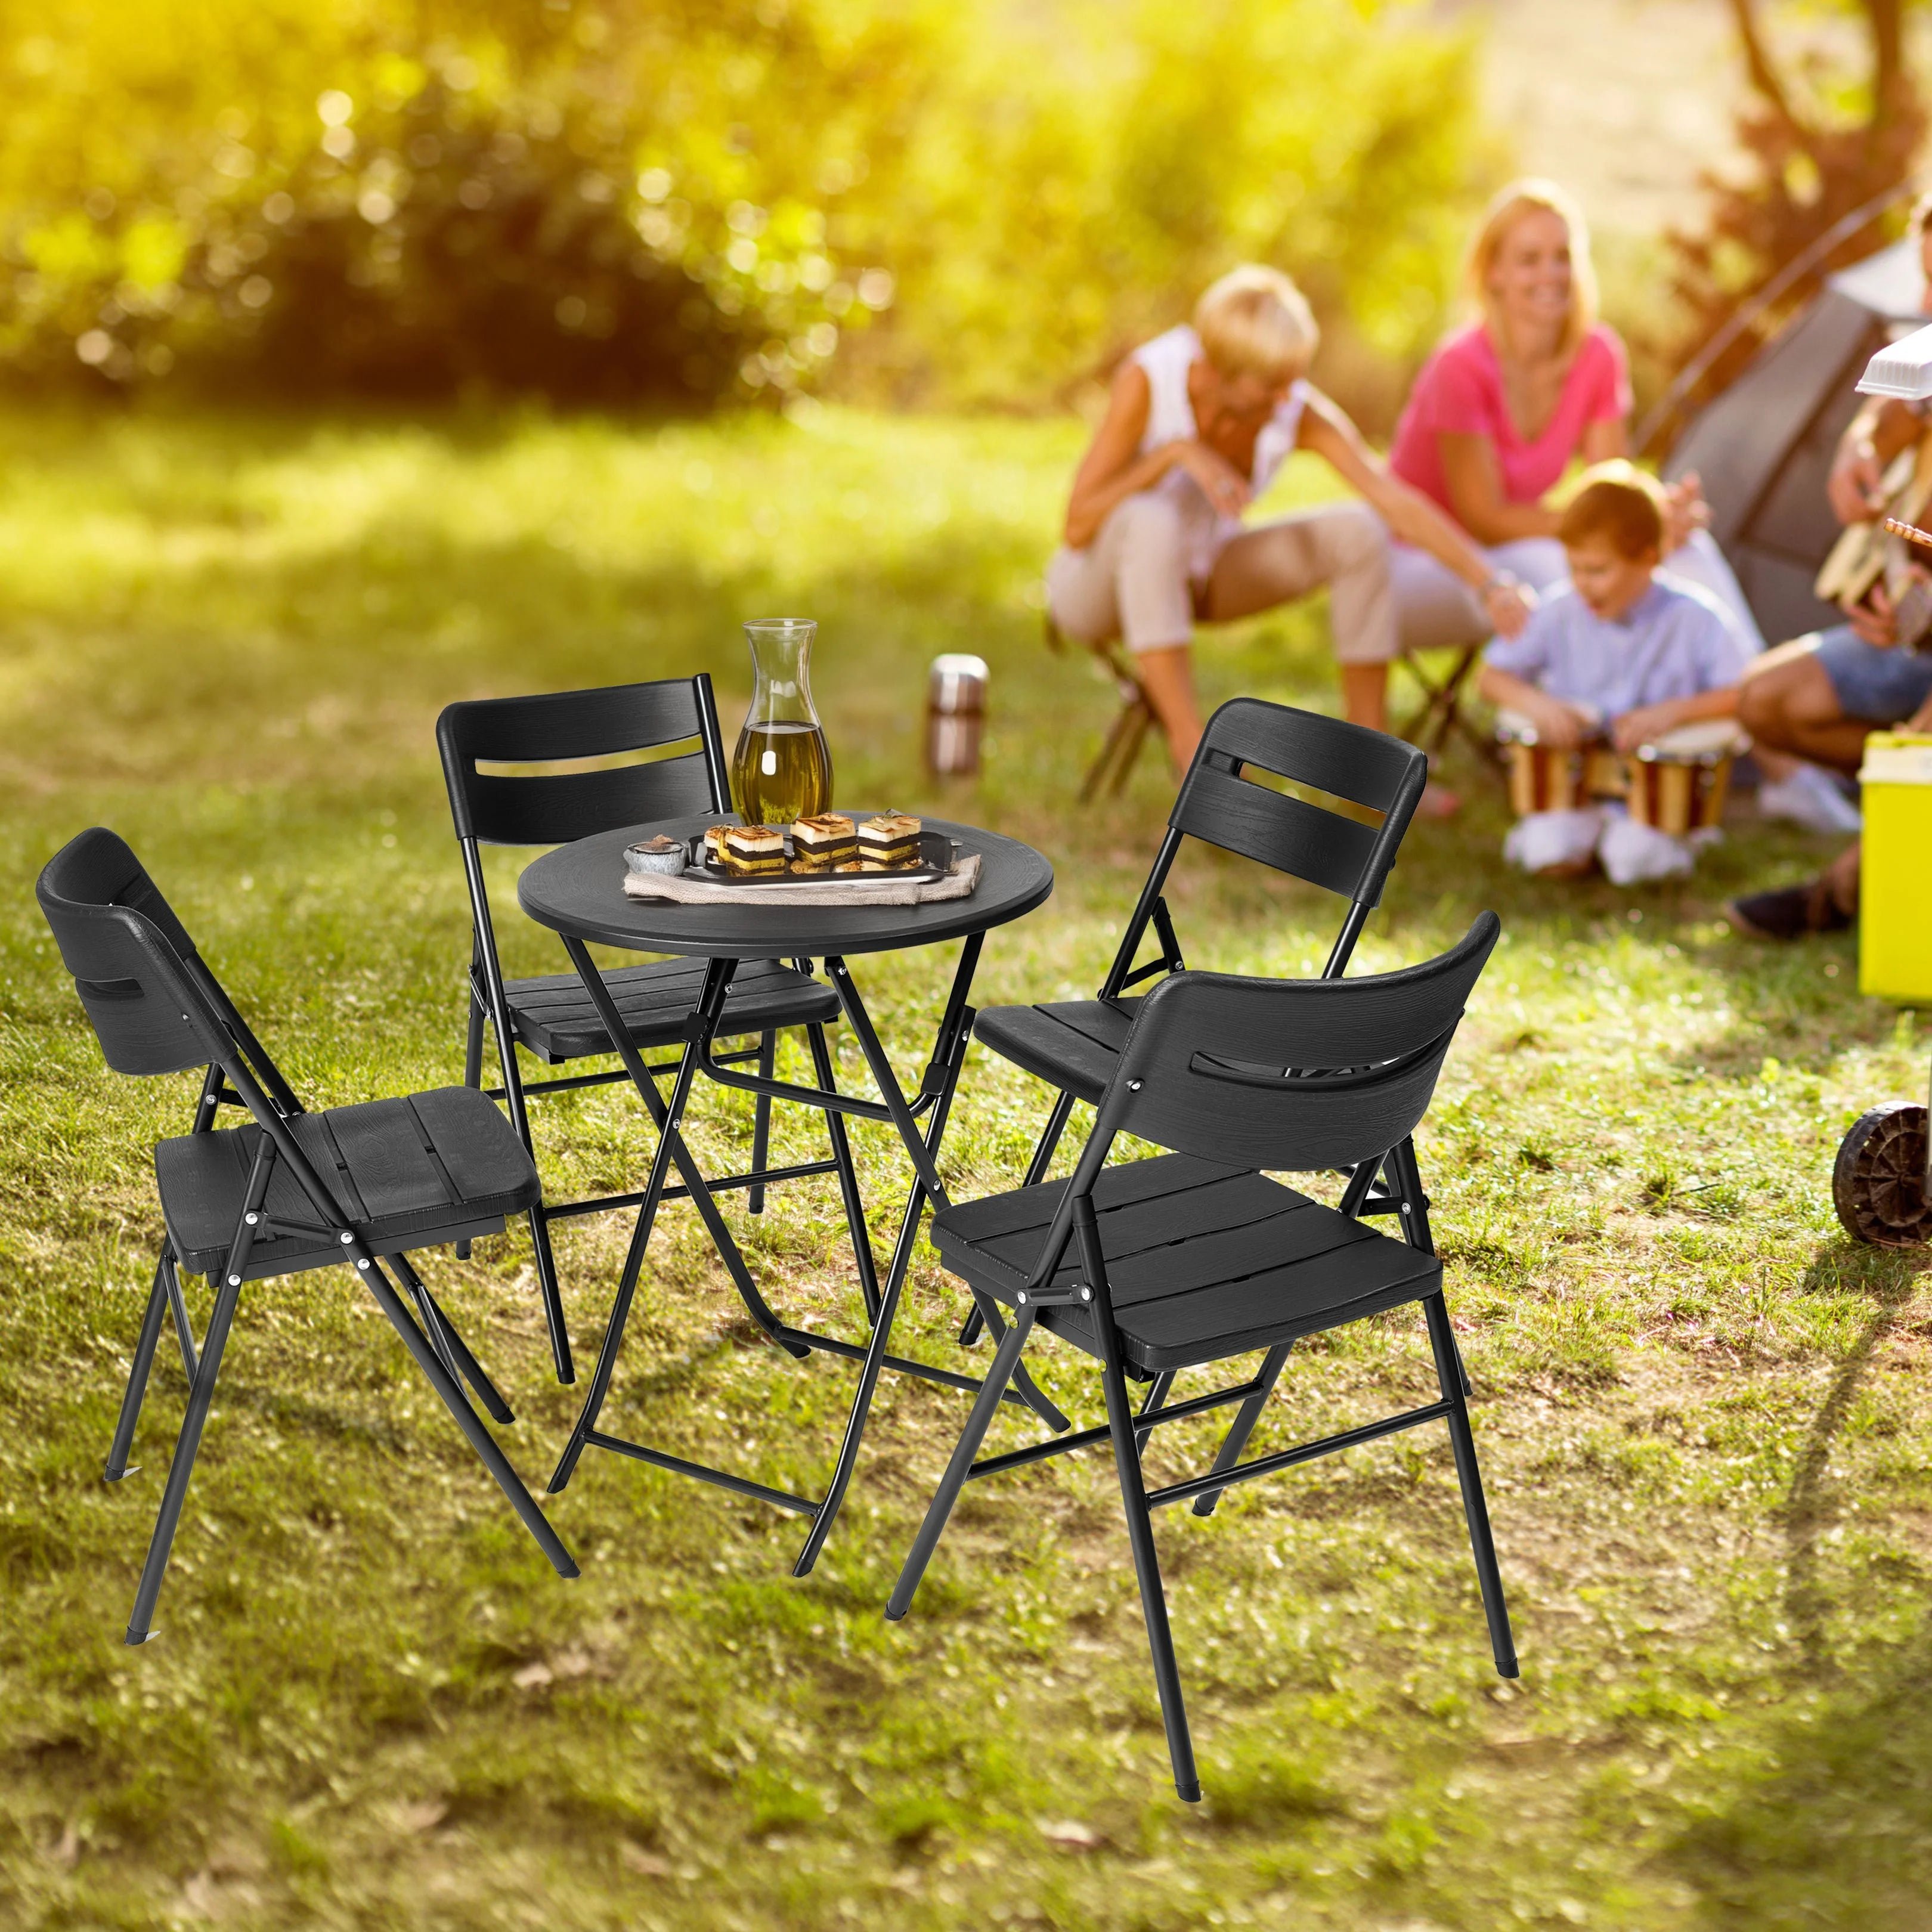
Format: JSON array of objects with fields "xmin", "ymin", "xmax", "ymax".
[
  {"xmin": 1611, "ymin": 685, "xmax": 1738, "ymax": 753},
  {"xmin": 1300, "ymin": 392, "xmax": 1532, "ymax": 636},
  {"xmin": 1063, "ymin": 361, "xmax": 1250, "ymax": 547},
  {"xmin": 1434, "ymin": 431, "xmax": 1561, "ymax": 544},
  {"xmin": 1828, "ymin": 397, "xmax": 1922, "ymax": 525},
  {"xmin": 1477, "ymin": 663, "xmax": 1592, "ymax": 745},
  {"xmin": 1580, "ymin": 416, "xmax": 1627, "ymax": 463}
]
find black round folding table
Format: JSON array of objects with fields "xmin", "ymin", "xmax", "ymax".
[{"xmin": 516, "ymin": 812, "xmax": 1057, "ymax": 1572}]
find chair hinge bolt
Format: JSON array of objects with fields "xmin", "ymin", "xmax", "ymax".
[
  {"xmin": 339, "ymin": 1231, "xmax": 353, "ymax": 1244},
  {"xmin": 1400, "ymin": 1202, "xmax": 1411, "ymax": 1214},
  {"xmin": 356, "ymin": 1258, "xmax": 369, "ymax": 1271},
  {"xmin": 244, "ymin": 1212, "xmax": 258, "ymax": 1226},
  {"xmin": 1128, "ymin": 1079, "xmax": 1143, "ymax": 1091},
  {"xmin": 227, "ymin": 1274, "xmax": 240, "ymax": 1286},
  {"xmin": 1017, "ymin": 1291, "xmax": 1027, "ymax": 1305}
]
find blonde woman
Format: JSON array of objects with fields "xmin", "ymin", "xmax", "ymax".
[
  {"xmin": 1048, "ymin": 265, "xmax": 1531, "ymax": 779},
  {"xmin": 1388, "ymin": 177, "xmax": 1758, "ymax": 652},
  {"xmin": 1386, "ymin": 178, "xmax": 1856, "ymax": 832}
]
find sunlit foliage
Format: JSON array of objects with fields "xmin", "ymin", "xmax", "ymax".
[{"xmin": 0, "ymin": 0, "xmax": 1494, "ymax": 410}]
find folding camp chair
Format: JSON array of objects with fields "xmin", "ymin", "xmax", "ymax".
[
  {"xmin": 1398, "ymin": 640, "xmax": 1492, "ymax": 764},
  {"xmin": 958, "ymin": 696, "xmax": 1429, "ymax": 1368},
  {"xmin": 437, "ymin": 678, "xmax": 857, "ymax": 1386},
  {"xmin": 35, "ymin": 828, "xmax": 577, "ymax": 1646},
  {"xmin": 1044, "ymin": 617, "xmax": 1160, "ymax": 803},
  {"xmin": 887, "ymin": 913, "xmax": 1516, "ymax": 1800}
]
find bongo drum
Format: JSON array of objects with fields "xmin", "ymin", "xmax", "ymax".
[
  {"xmin": 1623, "ymin": 721, "xmax": 1747, "ymax": 837},
  {"xmin": 1496, "ymin": 707, "xmax": 1614, "ymax": 816}
]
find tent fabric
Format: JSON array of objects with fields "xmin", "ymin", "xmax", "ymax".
[{"xmin": 1664, "ymin": 239, "xmax": 1926, "ymax": 648}]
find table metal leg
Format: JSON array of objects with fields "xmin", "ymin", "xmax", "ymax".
[
  {"xmin": 549, "ymin": 958, "xmax": 744, "ymax": 1494},
  {"xmin": 557, "ymin": 938, "xmax": 801, "ymax": 1353}
]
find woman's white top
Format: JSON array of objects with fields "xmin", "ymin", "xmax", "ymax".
[{"xmin": 1129, "ymin": 324, "xmax": 1311, "ymax": 582}]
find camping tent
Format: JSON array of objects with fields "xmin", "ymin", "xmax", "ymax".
[{"xmin": 1665, "ymin": 237, "xmax": 1925, "ymax": 645}]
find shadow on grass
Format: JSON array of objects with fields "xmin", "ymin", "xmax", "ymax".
[{"xmin": 1674, "ymin": 1239, "xmax": 1932, "ymax": 1928}]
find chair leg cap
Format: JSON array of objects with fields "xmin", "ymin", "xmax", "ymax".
[
  {"xmin": 1174, "ymin": 1780, "xmax": 1203, "ymax": 1804},
  {"xmin": 125, "ymin": 1628, "xmax": 156, "ymax": 1646},
  {"xmin": 103, "ymin": 1465, "xmax": 139, "ymax": 1484},
  {"xmin": 1497, "ymin": 1659, "xmax": 1521, "ymax": 1680}
]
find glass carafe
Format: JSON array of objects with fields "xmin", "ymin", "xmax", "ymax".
[{"xmin": 731, "ymin": 618, "xmax": 832, "ymax": 826}]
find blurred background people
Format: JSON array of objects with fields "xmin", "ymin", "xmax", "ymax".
[
  {"xmin": 1386, "ymin": 178, "xmax": 1856, "ymax": 832},
  {"xmin": 1045, "ymin": 265, "xmax": 1531, "ymax": 780}
]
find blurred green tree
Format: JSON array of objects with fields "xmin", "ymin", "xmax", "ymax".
[{"xmin": 0, "ymin": 0, "xmax": 1492, "ymax": 413}]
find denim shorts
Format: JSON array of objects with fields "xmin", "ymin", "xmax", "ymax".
[{"xmin": 1813, "ymin": 623, "xmax": 1932, "ymax": 723}]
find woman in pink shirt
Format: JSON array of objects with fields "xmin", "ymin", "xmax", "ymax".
[{"xmin": 1386, "ymin": 179, "xmax": 1760, "ymax": 657}]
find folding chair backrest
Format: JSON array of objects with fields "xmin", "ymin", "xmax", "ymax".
[
  {"xmin": 1169, "ymin": 698, "xmax": 1429, "ymax": 910},
  {"xmin": 438, "ymin": 677, "xmax": 729, "ymax": 848},
  {"xmin": 36, "ymin": 828, "xmax": 233, "ymax": 1078},
  {"xmin": 1106, "ymin": 911, "xmax": 1500, "ymax": 1174}
]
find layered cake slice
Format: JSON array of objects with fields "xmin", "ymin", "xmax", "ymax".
[
  {"xmin": 719, "ymin": 824, "xmax": 787, "ymax": 876},
  {"xmin": 856, "ymin": 812, "xmax": 923, "ymax": 869},
  {"xmin": 791, "ymin": 812, "xmax": 857, "ymax": 868}
]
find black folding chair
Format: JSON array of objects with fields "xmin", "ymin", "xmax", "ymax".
[
  {"xmin": 887, "ymin": 913, "xmax": 1516, "ymax": 1800},
  {"xmin": 960, "ymin": 696, "xmax": 1429, "ymax": 1366},
  {"xmin": 437, "ymin": 678, "xmax": 860, "ymax": 1385},
  {"xmin": 35, "ymin": 828, "xmax": 577, "ymax": 1646}
]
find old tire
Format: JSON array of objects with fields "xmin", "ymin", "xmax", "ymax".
[{"xmin": 1833, "ymin": 1102, "xmax": 1932, "ymax": 1247}]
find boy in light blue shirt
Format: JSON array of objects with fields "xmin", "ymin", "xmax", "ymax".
[{"xmin": 1479, "ymin": 463, "xmax": 1750, "ymax": 883}]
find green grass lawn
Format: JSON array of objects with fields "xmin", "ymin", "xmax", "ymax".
[{"xmin": 2, "ymin": 402, "xmax": 1929, "ymax": 1931}]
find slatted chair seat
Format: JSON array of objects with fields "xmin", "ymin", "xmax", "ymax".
[
  {"xmin": 157, "ymin": 1089, "xmax": 539, "ymax": 1282},
  {"xmin": 968, "ymin": 997, "xmax": 1140, "ymax": 1101},
  {"xmin": 933, "ymin": 1154, "xmax": 1441, "ymax": 1375},
  {"xmin": 503, "ymin": 956, "xmax": 838, "ymax": 1064}
]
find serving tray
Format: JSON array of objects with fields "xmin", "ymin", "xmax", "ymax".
[{"xmin": 626, "ymin": 828, "xmax": 959, "ymax": 890}]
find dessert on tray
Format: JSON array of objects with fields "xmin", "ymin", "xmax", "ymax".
[
  {"xmin": 857, "ymin": 812, "xmax": 922, "ymax": 870},
  {"xmin": 719, "ymin": 824, "xmax": 787, "ymax": 876},
  {"xmin": 791, "ymin": 812, "xmax": 857, "ymax": 869}
]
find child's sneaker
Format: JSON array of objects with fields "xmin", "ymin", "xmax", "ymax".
[{"xmin": 1758, "ymin": 763, "xmax": 1862, "ymax": 835}]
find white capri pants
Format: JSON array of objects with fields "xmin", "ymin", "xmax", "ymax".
[{"xmin": 1046, "ymin": 493, "xmax": 1401, "ymax": 664}]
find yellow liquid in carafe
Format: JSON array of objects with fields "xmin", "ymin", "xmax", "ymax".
[{"xmin": 730, "ymin": 720, "xmax": 833, "ymax": 827}]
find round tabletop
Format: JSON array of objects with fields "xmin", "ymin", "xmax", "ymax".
[{"xmin": 516, "ymin": 812, "xmax": 1054, "ymax": 958}]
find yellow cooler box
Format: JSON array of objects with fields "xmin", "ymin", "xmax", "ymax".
[{"xmin": 1859, "ymin": 733, "xmax": 1932, "ymax": 1002}]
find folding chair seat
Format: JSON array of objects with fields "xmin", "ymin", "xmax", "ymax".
[
  {"xmin": 36, "ymin": 827, "xmax": 576, "ymax": 1648},
  {"xmin": 888, "ymin": 915, "xmax": 1516, "ymax": 1802},
  {"xmin": 959, "ymin": 697, "xmax": 1429, "ymax": 1357},
  {"xmin": 934, "ymin": 1156, "xmax": 1441, "ymax": 1374},
  {"xmin": 156, "ymin": 1089, "xmax": 538, "ymax": 1281},
  {"xmin": 438, "ymin": 678, "xmax": 854, "ymax": 1386},
  {"xmin": 499, "ymin": 956, "xmax": 834, "ymax": 1064}
]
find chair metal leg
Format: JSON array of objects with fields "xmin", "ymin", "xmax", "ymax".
[
  {"xmin": 804, "ymin": 1017, "xmax": 881, "ymax": 1324},
  {"xmin": 527, "ymin": 1203, "xmax": 574, "ymax": 1386},
  {"xmin": 391, "ymin": 1254, "xmax": 515, "ymax": 1426},
  {"xmin": 125, "ymin": 1268, "xmax": 243, "ymax": 1645},
  {"xmin": 1386, "ymin": 1138, "xmax": 1471, "ymax": 1398},
  {"xmin": 1424, "ymin": 1291, "xmax": 1516, "ymax": 1677},
  {"xmin": 1135, "ymin": 1370, "xmax": 1177, "ymax": 1454},
  {"xmin": 748, "ymin": 1031, "xmax": 776, "ymax": 1214},
  {"xmin": 1189, "ymin": 1342, "xmax": 1293, "ymax": 1517},
  {"xmin": 124, "ymin": 1144, "xmax": 275, "ymax": 1645},
  {"xmin": 886, "ymin": 1308, "xmax": 1036, "ymax": 1620},
  {"xmin": 359, "ymin": 1255, "xmax": 577, "ymax": 1579},
  {"xmin": 457, "ymin": 980, "xmax": 487, "ymax": 1260},
  {"xmin": 104, "ymin": 1248, "xmax": 175, "ymax": 1482},
  {"xmin": 1092, "ymin": 1327, "xmax": 1199, "ymax": 1795},
  {"xmin": 960, "ymin": 1088, "xmax": 1078, "ymax": 1347}
]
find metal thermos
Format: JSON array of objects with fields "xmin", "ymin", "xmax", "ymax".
[{"xmin": 925, "ymin": 654, "xmax": 988, "ymax": 776}]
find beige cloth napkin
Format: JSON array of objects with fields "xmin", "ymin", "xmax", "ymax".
[{"xmin": 623, "ymin": 850, "xmax": 981, "ymax": 908}]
